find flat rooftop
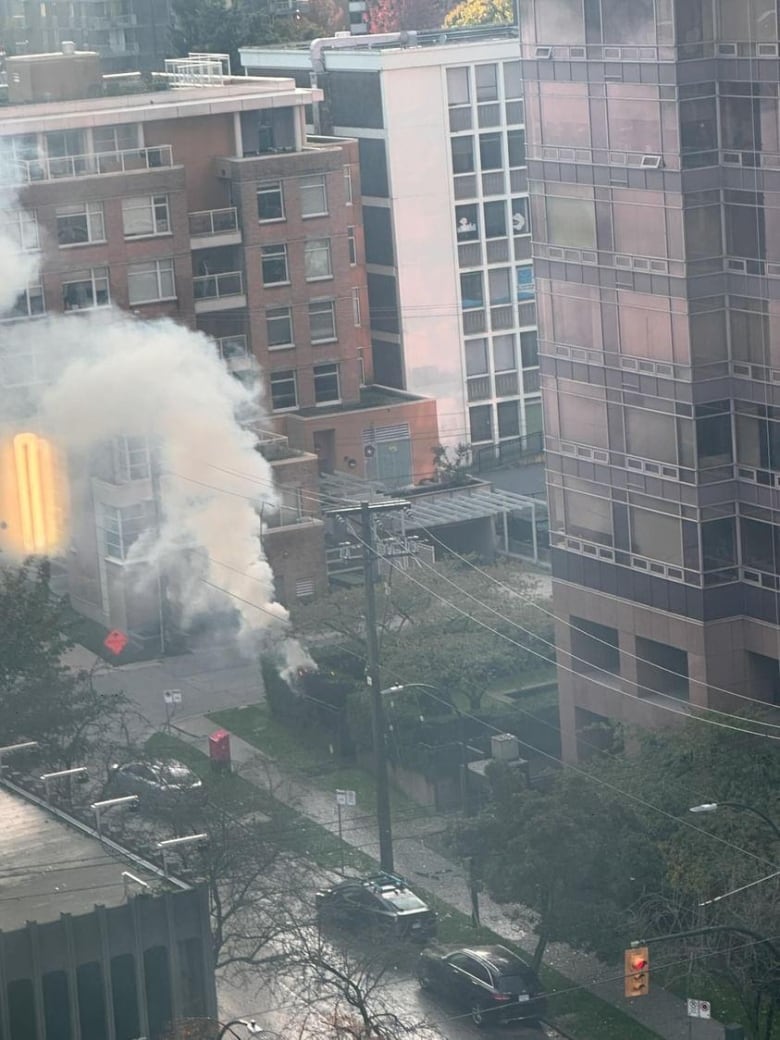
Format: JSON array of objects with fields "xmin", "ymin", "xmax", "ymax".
[{"xmin": 0, "ymin": 786, "xmax": 162, "ymax": 932}]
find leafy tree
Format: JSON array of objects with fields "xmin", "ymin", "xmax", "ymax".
[
  {"xmin": 443, "ymin": 0, "xmax": 513, "ymax": 27},
  {"xmin": 0, "ymin": 560, "xmax": 129, "ymax": 767},
  {"xmin": 366, "ymin": 0, "xmax": 442, "ymax": 32},
  {"xmin": 452, "ymin": 763, "xmax": 663, "ymax": 972},
  {"xmin": 431, "ymin": 443, "xmax": 472, "ymax": 487}
]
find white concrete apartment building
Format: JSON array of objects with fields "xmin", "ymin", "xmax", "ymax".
[{"xmin": 241, "ymin": 27, "xmax": 541, "ymax": 464}]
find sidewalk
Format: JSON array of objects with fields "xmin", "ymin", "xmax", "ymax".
[{"xmin": 173, "ymin": 712, "xmax": 725, "ymax": 1040}]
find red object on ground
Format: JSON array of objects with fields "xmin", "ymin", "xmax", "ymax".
[
  {"xmin": 209, "ymin": 729, "xmax": 231, "ymax": 771},
  {"xmin": 103, "ymin": 629, "xmax": 128, "ymax": 656}
]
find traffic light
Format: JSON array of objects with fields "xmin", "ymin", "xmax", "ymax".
[
  {"xmin": 0, "ymin": 432, "xmax": 68, "ymax": 555},
  {"xmin": 624, "ymin": 946, "xmax": 650, "ymax": 998}
]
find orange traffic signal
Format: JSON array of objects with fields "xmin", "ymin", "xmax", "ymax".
[{"xmin": 624, "ymin": 946, "xmax": 650, "ymax": 998}]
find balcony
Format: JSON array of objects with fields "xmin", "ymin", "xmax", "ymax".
[
  {"xmin": 193, "ymin": 271, "xmax": 246, "ymax": 313},
  {"xmin": 12, "ymin": 146, "xmax": 173, "ymax": 184},
  {"xmin": 189, "ymin": 207, "xmax": 241, "ymax": 249}
]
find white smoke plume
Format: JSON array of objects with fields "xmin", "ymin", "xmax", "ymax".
[
  {"xmin": 0, "ymin": 184, "xmax": 39, "ymax": 314},
  {"xmin": 0, "ymin": 183, "xmax": 311, "ymax": 664}
]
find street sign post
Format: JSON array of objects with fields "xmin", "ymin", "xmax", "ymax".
[
  {"xmin": 163, "ymin": 689, "xmax": 182, "ymax": 731},
  {"xmin": 335, "ymin": 789, "xmax": 357, "ymax": 875},
  {"xmin": 687, "ymin": 1000, "xmax": 711, "ymax": 1019}
]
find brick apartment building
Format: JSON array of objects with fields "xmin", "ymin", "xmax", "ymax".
[
  {"xmin": 520, "ymin": 0, "xmax": 780, "ymax": 758},
  {"xmin": 0, "ymin": 49, "xmax": 437, "ymax": 638}
]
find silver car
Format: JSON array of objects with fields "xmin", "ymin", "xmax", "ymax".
[{"xmin": 108, "ymin": 760, "xmax": 205, "ymax": 808}]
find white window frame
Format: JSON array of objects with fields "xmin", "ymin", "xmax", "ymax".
[
  {"xmin": 122, "ymin": 194, "xmax": 170, "ymax": 239},
  {"xmin": 266, "ymin": 305, "xmax": 294, "ymax": 349},
  {"xmin": 257, "ymin": 181, "xmax": 285, "ymax": 222},
  {"xmin": 63, "ymin": 267, "xmax": 110, "ymax": 311},
  {"xmin": 100, "ymin": 500, "xmax": 154, "ymax": 561},
  {"xmin": 2, "ymin": 284, "xmax": 45, "ymax": 321},
  {"xmin": 344, "ymin": 165, "xmax": 353, "ymax": 205},
  {"xmin": 309, "ymin": 299, "xmax": 337, "ymax": 343},
  {"xmin": 313, "ymin": 363, "xmax": 340, "ymax": 405},
  {"xmin": 112, "ymin": 436, "xmax": 151, "ymax": 483},
  {"xmin": 352, "ymin": 287, "xmax": 361, "ymax": 327},
  {"xmin": 304, "ymin": 237, "xmax": 332, "ymax": 281},
  {"xmin": 270, "ymin": 369, "xmax": 298, "ymax": 411},
  {"xmin": 261, "ymin": 243, "xmax": 289, "ymax": 286},
  {"xmin": 300, "ymin": 174, "xmax": 328, "ymax": 218},
  {"xmin": 1, "ymin": 209, "xmax": 39, "ymax": 251},
  {"xmin": 347, "ymin": 225, "xmax": 357, "ymax": 265},
  {"xmin": 56, "ymin": 201, "xmax": 105, "ymax": 247},
  {"xmin": 92, "ymin": 124, "xmax": 138, "ymax": 153},
  {"xmin": 127, "ymin": 258, "xmax": 176, "ymax": 305}
]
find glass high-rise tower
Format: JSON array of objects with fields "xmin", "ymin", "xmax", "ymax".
[{"xmin": 520, "ymin": 0, "xmax": 780, "ymax": 759}]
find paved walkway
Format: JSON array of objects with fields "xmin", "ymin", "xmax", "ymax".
[{"xmin": 173, "ymin": 713, "xmax": 725, "ymax": 1040}]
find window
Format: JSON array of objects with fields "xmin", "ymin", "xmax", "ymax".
[
  {"xmin": 483, "ymin": 201, "xmax": 507, "ymax": 239},
  {"xmin": 475, "ymin": 64, "xmax": 498, "ymax": 102},
  {"xmin": 451, "ymin": 136, "xmax": 475, "ymax": 174},
  {"xmin": 128, "ymin": 258, "xmax": 175, "ymax": 305},
  {"xmin": 1, "ymin": 208, "xmax": 39, "ymax": 250},
  {"xmin": 101, "ymin": 501, "xmax": 155, "ymax": 560},
  {"xmin": 352, "ymin": 287, "xmax": 361, "ymax": 326},
  {"xmin": 57, "ymin": 202, "xmax": 105, "ymax": 246},
  {"xmin": 456, "ymin": 204, "xmax": 479, "ymax": 241},
  {"xmin": 304, "ymin": 238, "xmax": 332, "ymax": 280},
  {"xmin": 680, "ymin": 94, "xmax": 718, "ymax": 167},
  {"xmin": 460, "ymin": 272, "xmax": 484, "ymax": 310},
  {"xmin": 6, "ymin": 284, "xmax": 45, "ymax": 319},
  {"xmin": 113, "ymin": 436, "xmax": 151, "ymax": 482},
  {"xmin": 300, "ymin": 174, "xmax": 328, "ymax": 217},
  {"xmin": 520, "ymin": 330, "xmax": 538, "ymax": 368},
  {"xmin": 347, "ymin": 226, "xmax": 357, "ymax": 265},
  {"xmin": 469, "ymin": 404, "xmax": 493, "ymax": 442},
  {"xmin": 503, "ymin": 61, "xmax": 523, "ymax": 99},
  {"xmin": 344, "ymin": 165, "xmax": 353, "ymax": 205},
  {"xmin": 63, "ymin": 268, "xmax": 110, "ymax": 310},
  {"xmin": 546, "ymin": 196, "xmax": 596, "ymax": 249},
  {"xmin": 447, "ymin": 67, "xmax": 470, "ymax": 106},
  {"xmin": 270, "ymin": 370, "xmax": 297, "ymax": 410},
  {"xmin": 512, "ymin": 197, "xmax": 530, "ymax": 235},
  {"xmin": 46, "ymin": 129, "xmax": 84, "ymax": 158},
  {"xmin": 262, "ymin": 244, "xmax": 289, "ymax": 285},
  {"xmin": 507, "ymin": 129, "xmax": 526, "ymax": 167},
  {"xmin": 497, "ymin": 400, "xmax": 520, "ymax": 438},
  {"xmin": 93, "ymin": 124, "xmax": 137, "ymax": 152},
  {"xmin": 494, "ymin": 335, "xmax": 516, "ymax": 371},
  {"xmin": 466, "ymin": 339, "xmax": 489, "ymax": 375},
  {"xmin": 724, "ymin": 190, "xmax": 765, "ymax": 263},
  {"xmin": 479, "ymin": 132, "xmax": 503, "ymax": 170},
  {"xmin": 121, "ymin": 194, "xmax": 170, "ymax": 238},
  {"xmin": 488, "ymin": 268, "xmax": 512, "ymax": 305},
  {"xmin": 257, "ymin": 182, "xmax": 284, "ymax": 222},
  {"xmin": 314, "ymin": 363, "xmax": 341, "ymax": 403},
  {"xmin": 77, "ymin": 963, "xmax": 107, "ymax": 1040},
  {"xmin": 630, "ymin": 507, "xmax": 683, "ymax": 565},
  {"xmin": 267, "ymin": 306, "xmax": 293, "ymax": 348},
  {"xmin": 309, "ymin": 299, "xmax": 337, "ymax": 342}
]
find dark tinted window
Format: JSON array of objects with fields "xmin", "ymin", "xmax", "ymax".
[
  {"xmin": 363, "ymin": 206, "xmax": 394, "ymax": 266},
  {"xmin": 496, "ymin": 973, "xmax": 536, "ymax": 994},
  {"xmin": 367, "ymin": 273, "xmax": 399, "ymax": 334},
  {"xmin": 77, "ymin": 962, "xmax": 107, "ymax": 1040},
  {"xmin": 144, "ymin": 946, "xmax": 172, "ymax": 1040},
  {"xmin": 329, "ymin": 72, "xmax": 384, "ymax": 129},
  {"xmin": 111, "ymin": 953, "xmax": 140, "ymax": 1040},
  {"xmin": 358, "ymin": 138, "xmax": 389, "ymax": 197},
  {"xmin": 43, "ymin": 972, "xmax": 71, "ymax": 1040},
  {"xmin": 8, "ymin": 980, "xmax": 36, "ymax": 1040}
]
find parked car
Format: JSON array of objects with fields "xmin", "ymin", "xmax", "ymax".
[
  {"xmin": 416, "ymin": 944, "xmax": 546, "ymax": 1027},
  {"xmin": 315, "ymin": 872, "xmax": 437, "ymax": 940},
  {"xmin": 107, "ymin": 760, "xmax": 205, "ymax": 808}
]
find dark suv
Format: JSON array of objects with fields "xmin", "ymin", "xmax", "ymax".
[
  {"xmin": 315, "ymin": 872, "xmax": 437, "ymax": 940},
  {"xmin": 417, "ymin": 944, "xmax": 546, "ymax": 1027}
]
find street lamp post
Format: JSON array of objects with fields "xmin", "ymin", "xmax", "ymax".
[
  {"xmin": 215, "ymin": 1018, "xmax": 270, "ymax": 1040},
  {"xmin": 0, "ymin": 741, "xmax": 39, "ymax": 775},
  {"xmin": 689, "ymin": 801, "xmax": 780, "ymax": 842}
]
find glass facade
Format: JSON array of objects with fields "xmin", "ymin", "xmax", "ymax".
[{"xmin": 520, "ymin": 0, "xmax": 780, "ymax": 752}]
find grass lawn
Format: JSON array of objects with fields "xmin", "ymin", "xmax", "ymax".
[
  {"xmin": 149, "ymin": 731, "xmax": 660, "ymax": 1040},
  {"xmin": 208, "ymin": 703, "xmax": 428, "ymax": 820}
]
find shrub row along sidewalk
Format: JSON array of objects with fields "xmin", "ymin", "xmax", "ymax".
[{"xmin": 167, "ymin": 712, "xmax": 724, "ymax": 1040}]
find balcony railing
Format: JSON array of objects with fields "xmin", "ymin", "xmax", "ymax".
[
  {"xmin": 189, "ymin": 207, "xmax": 239, "ymax": 237},
  {"xmin": 12, "ymin": 145, "xmax": 173, "ymax": 184},
  {"xmin": 193, "ymin": 271, "xmax": 244, "ymax": 300}
]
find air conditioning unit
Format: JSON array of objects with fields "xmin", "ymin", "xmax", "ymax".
[{"xmin": 491, "ymin": 733, "xmax": 520, "ymax": 762}]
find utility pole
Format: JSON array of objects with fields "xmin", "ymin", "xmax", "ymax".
[
  {"xmin": 332, "ymin": 498, "xmax": 408, "ymax": 873},
  {"xmin": 150, "ymin": 445, "xmax": 168, "ymax": 656}
]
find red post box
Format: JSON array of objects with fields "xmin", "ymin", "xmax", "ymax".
[{"xmin": 208, "ymin": 729, "xmax": 231, "ymax": 773}]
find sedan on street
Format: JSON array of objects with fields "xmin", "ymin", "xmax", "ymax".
[
  {"xmin": 417, "ymin": 944, "xmax": 546, "ymax": 1027},
  {"xmin": 316, "ymin": 872, "xmax": 437, "ymax": 940},
  {"xmin": 108, "ymin": 760, "xmax": 205, "ymax": 809}
]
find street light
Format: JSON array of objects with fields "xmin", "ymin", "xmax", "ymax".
[
  {"xmin": 689, "ymin": 801, "xmax": 780, "ymax": 842},
  {"xmin": 157, "ymin": 833, "xmax": 209, "ymax": 875},
  {"xmin": 0, "ymin": 740, "xmax": 38, "ymax": 774},
  {"xmin": 40, "ymin": 766, "xmax": 88, "ymax": 801},
  {"xmin": 90, "ymin": 795, "xmax": 139, "ymax": 835}
]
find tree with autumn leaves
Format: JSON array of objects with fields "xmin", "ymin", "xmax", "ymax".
[{"xmin": 365, "ymin": 0, "xmax": 512, "ymax": 32}]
